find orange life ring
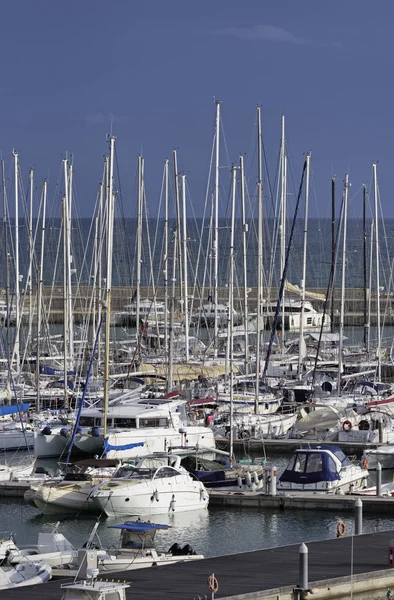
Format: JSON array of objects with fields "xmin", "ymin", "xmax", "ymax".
[
  {"xmin": 342, "ymin": 420, "xmax": 352, "ymax": 432},
  {"xmin": 208, "ymin": 574, "xmax": 219, "ymax": 593},
  {"xmin": 337, "ymin": 520, "xmax": 346, "ymax": 537}
]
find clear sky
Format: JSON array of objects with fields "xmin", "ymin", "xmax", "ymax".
[{"xmin": 0, "ymin": 0, "xmax": 393, "ymax": 220}]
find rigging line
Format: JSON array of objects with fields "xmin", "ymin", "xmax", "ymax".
[
  {"xmin": 65, "ymin": 316, "xmax": 103, "ymax": 465},
  {"xmin": 262, "ymin": 158, "xmax": 307, "ymax": 381},
  {"xmin": 311, "ymin": 182, "xmax": 346, "ymax": 389}
]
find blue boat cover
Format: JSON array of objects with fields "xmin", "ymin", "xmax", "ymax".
[
  {"xmin": 103, "ymin": 439, "xmax": 145, "ymax": 453},
  {"xmin": 0, "ymin": 403, "xmax": 30, "ymax": 417},
  {"xmin": 279, "ymin": 446, "xmax": 350, "ymax": 485},
  {"xmin": 39, "ymin": 365, "xmax": 76, "ymax": 376},
  {"xmin": 108, "ymin": 522, "xmax": 170, "ymax": 532}
]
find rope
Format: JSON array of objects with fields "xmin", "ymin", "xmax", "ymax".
[{"xmin": 262, "ymin": 158, "xmax": 307, "ymax": 381}]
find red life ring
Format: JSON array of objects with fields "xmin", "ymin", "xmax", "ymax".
[
  {"xmin": 208, "ymin": 574, "xmax": 219, "ymax": 593},
  {"xmin": 336, "ymin": 521, "xmax": 346, "ymax": 537},
  {"xmin": 362, "ymin": 455, "xmax": 369, "ymax": 470},
  {"xmin": 342, "ymin": 420, "xmax": 352, "ymax": 432}
]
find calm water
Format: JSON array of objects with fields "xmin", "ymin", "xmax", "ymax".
[{"xmin": 1, "ymin": 454, "xmax": 394, "ymax": 558}]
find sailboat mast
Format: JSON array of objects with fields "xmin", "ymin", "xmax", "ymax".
[
  {"xmin": 372, "ymin": 163, "xmax": 381, "ymax": 380},
  {"xmin": 168, "ymin": 228, "xmax": 178, "ymax": 392},
  {"xmin": 164, "ymin": 159, "xmax": 169, "ymax": 354},
  {"xmin": 103, "ymin": 135, "xmax": 115, "ymax": 439},
  {"xmin": 62, "ymin": 196, "xmax": 69, "ymax": 409},
  {"xmin": 338, "ymin": 174, "xmax": 349, "ymax": 393},
  {"xmin": 136, "ymin": 155, "xmax": 143, "ymax": 339},
  {"xmin": 255, "ymin": 106, "xmax": 263, "ymax": 415},
  {"xmin": 173, "ymin": 150, "xmax": 183, "ymax": 303},
  {"xmin": 12, "ymin": 150, "xmax": 20, "ymax": 375},
  {"xmin": 27, "ymin": 169, "xmax": 34, "ymax": 340},
  {"xmin": 214, "ymin": 101, "xmax": 220, "ymax": 358},
  {"xmin": 298, "ymin": 153, "xmax": 311, "ymax": 379},
  {"xmin": 67, "ymin": 162, "xmax": 74, "ymax": 365},
  {"xmin": 280, "ymin": 116, "xmax": 286, "ymax": 351},
  {"xmin": 363, "ymin": 184, "xmax": 368, "ymax": 350},
  {"xmin": 36, "ymin": 179, "xmax": 47, "ymax": 413},
  {"xmin": 240, "ymin": 155, "xmax": 249, "ymax": 373},
  {"xmin": 181, "ymin": 174, "xmax": 189, "ymax": 361},
  {"xmin": 330, "ymin": 178, "xmax": 335, "ymax": 333},
  {"xmin": 229, "ymin": 165, "xmax": 237, "ymax": 461}
]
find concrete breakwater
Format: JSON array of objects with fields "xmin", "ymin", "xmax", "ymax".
[{"xmin": 12, "ymin": 286, "xmax": 392, "ymax": 326}]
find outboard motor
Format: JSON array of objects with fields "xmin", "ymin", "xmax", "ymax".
[
  {"xmin": 91, "ymin": 427, "xmax": 100, "ymax": 437},
  {"xmin": 181, "ymin": 544, "xmax": 195, "ymax": 555},
  {"xmin": 60, "ymin": 427, "xmax": 69, "ymax": 438},
  {"xmin": 41, "ymin": 426, "xmax": 52, "ymax": 436},
  {"xmin": 168, "ymin": 543, "xmax": 182, "ymax": 556}
]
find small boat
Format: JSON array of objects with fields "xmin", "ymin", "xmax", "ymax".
[
  {"xmin": 60, "ymin": 568, "xmax": 129, "ymax": 599},
  {"xmin": 0, "ymin": 560, "xmax": 51, "ymax": 590},
  {"xmin": 277, "ymin": 445, "xmax": 369, "ymax": 493},
  {"xmin": 0, "ymin": 521, "xmax": 77, "ymax": 567},
  {"xmin": 96, "ymin": 521, "xmax": 203, "ymax": 571},
  {"xmin": 363, "ymin": 444, "xmax": 394, "ymax": 470},
  {"xmin": 92, "ymin": 453, "xmax": 209, "ymax": 517}
]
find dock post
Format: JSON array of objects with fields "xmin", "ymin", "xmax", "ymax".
[
  {"xmin": 355, "ymin": 498, "xmax": 363, "ymax": 535},
  {"xmin": 299, "ymin": 543, "xmax": 309, "ymax": 591},
  {"xmin": 270, "ymin": 466, "xmax": 277, "ymax": 496},
  {"xmin": 376, "ymin": 462, "xmax": 382, "ymax": 496}
]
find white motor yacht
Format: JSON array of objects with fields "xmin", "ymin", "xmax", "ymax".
[
  {"xmin": 277, "ymin": 445, "xmax": 369, "ymax": 493},
  {"xmin": 91, "ymin": 453, "xmax": 209, "ymax": 517}
]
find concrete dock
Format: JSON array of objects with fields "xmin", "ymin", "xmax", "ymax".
[
  {"xmin": 208, "ymin": 489, "xmax": 394, "ymax": 514},
  {"xmin": 5, "ymin": 529, "xmax": 394, "ymax": 599}
]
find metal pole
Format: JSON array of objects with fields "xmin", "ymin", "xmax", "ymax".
[
  {"xmin": 355, "ymin": 498, "xmax": 363, "ymax": 535},
  {"xmin": 376, "ymin": 462, "xmax": 382, "ymax": 496},
  {"xmin": 299, "ymin": 543, "xmax": 309, "ymax": 591}
]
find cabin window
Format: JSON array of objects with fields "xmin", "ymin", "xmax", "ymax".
[
  {"xmin": 307, "ymin": 317, "xmax": 312, "ymax": 325},
  {"xmin": 139, "ymin": 418, "xmax": 169, "ymax": 428},
  {"xmin": 79, "ymin": 417, "xmax": 95, "ymax": 427},
  {"xmin": 157, "ymin": 467, "xmax": 177, "ymax": 477},
  {"xmin": 306, "ymin": 454, "xmax": 323, "ymax": 473},
  {"xmin": 113, "ymin": 418, "xmax": 137, "ymax": 428},
  {"xmin": 294, "ymin": 453, "xmax": 307, "ymax": 473}
]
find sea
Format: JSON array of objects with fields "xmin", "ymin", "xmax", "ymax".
[{"xmin": 1, "ymin": 217, "xmax": 393, "ymax": 291}]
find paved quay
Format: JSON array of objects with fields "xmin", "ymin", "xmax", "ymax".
[{"xmin": 6, "ymin": 529, "xmax": 394, "ymax": 600}]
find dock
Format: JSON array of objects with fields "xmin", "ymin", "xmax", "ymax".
[
  {"xmin": 208, "ymin": 489, "xmax": 394, "ymax": 514},
  {"xmin": 5, "ymin": 529, "xmax": 394, "ymax": 599},
  {"xmin": 216, "ymin": 437, "xmax": 379, "ymax": 456}
]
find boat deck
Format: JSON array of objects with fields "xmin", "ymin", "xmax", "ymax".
[{"xmin": 6, "ymin": 529, "xmax": 394, "ymax": 599}]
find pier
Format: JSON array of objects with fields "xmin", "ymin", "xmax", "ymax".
[{"xmin": 7, "ymin": 529, "xmax": 394, "ymax": 599}]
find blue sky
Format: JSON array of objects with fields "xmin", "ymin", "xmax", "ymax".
[{"xmin": 0, "ymin": 1, "xmax": 393, "ymax": 220}]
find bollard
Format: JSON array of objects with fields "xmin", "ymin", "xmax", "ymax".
[
  {"xmin": 299, "ymin": 543, "xmax": 309, "ymax": 591},
  {"xmin": 388, "ymin": 540, "xmax": 394, "ymax": 566},
  {"xmin": 355, "ymin": 498, "xmax": 363, "ymax": 535},
  {"xmin": 377, "ymin": 462, "xmax": 382, "ymax": 496},
  {"xmin": 271, "ymin": 466, "xmax": 277, "ymax": 496}
]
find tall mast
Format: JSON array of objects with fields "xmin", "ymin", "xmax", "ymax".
[
  {"xmin": 373, "ymin": 163, "xmax": 381, "ymax": 380},
  {"xmin": 173, "ymin": 150, "xmax": 182, "ymax": 303},
  {"xmin": 363, "ymin": 183, "xmax": 368, "ymax": 350},
  {"xmin": 97, "ymin": 159, "xmax": 106, "ymax": 365},
  {"xmin": 168, "ymin": 228, "xmax": 178, "ymax": 392},
  {"xmin": 103, "ymin": 135, "xmax": 115, "ymax": 439},
  {"xmin": 27, "ymin": 169, "xmax": 34, "ymax": 342},
  {"xmin": 67, "ymin": 162, "xmax": 74, "ymax": 365},
  {"xmin": 181, "ymin": 174, "xmax": 189, "ymax": 361},
  {"xmin": 330, "ymin": 178, "xmax": 335, "ymax": 333},
  {"xmin": 36, "ymin": 179, "xmax": 47, "ymax": 413},
  {"xmin": 164, "ymin": 159, "xmax": 169, "ymax": 354},
  {"xmin": 2, "ymin": 160, "xmax": 10, "ymax": 359},
  {"xmin": 136, "ymin": 155, "xmax": 143, "ymax": 339},
  {"xmin": 62, "ymin": 196, "xmax": 69, "ymax": 409},
  {"xmin": 228, "ymin": 165, "xmax": 237, "ymax": 462},
  {"xmin": 280, "ymin": 116, "xmax": 286, "ymax": 351},
  {"xmin": 12, "ymin": 150, "xmax": 20, "ymax": 375},
  {"xmin": 338, "ymin": 174, "xmax": 349, "ymax": 393},
  {"xmin": 255, "ymin": 107, "xmax": 263, "ymax": 415},
  {"xmin": 298, "ymin": 153, "xmax": 311, "ymax": 378},
  {"xmin": 213, "ymin": 101, "xmax": 220, "ymax": 357},
  {"xmin": 240, "ymin": 154, "xmax": 249, "ymax": 373}
]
